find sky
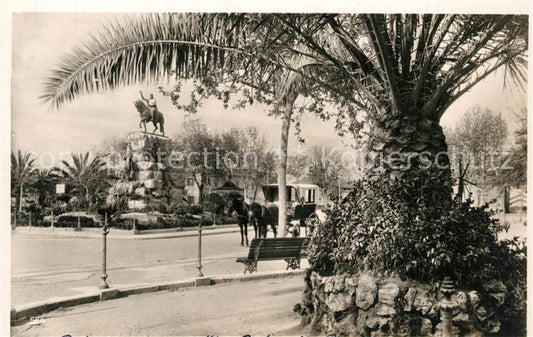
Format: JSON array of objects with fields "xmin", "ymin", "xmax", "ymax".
[{"xmin": 10, "ymin": 13, "xmax": 527, "ymax": 167}]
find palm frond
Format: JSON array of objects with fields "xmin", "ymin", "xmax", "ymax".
[
  {"xmin": 42, "ymin": 13, "xmax": 287, "ymax": 108},
  {"xmin": 43, "ymin": 13, "xmax": 527, "ymax": 127}
]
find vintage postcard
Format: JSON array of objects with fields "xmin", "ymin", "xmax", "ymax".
[{"xmin": 2, "ymin": 1, "xmax": 530, "ymax": 336}]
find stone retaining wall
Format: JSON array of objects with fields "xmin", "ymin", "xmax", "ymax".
[{"xmin": 298, "ymin": 272, "xmax": 508, "ymax": 337}]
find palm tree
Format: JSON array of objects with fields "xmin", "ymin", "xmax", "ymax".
[
  {"xmin": 30, "ymin": 169, "xmax": 59, "ymax": 208},
  {"xmin": 11, "ymin": 150, "xmax": 36, "ymax": 213},
  {"xmin": 41, "ymin": 14, "xmax": 527, "ymax": 233},
  {"xmin": 57, "ymin": 153, "xmax": 106, "ymax": 211}
]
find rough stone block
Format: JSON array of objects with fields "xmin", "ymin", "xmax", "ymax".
[
  {"xmin": 110, "ymin": 181, "xmax": 135, "ymax": 195},
  {"xmin": 326, "ymin": 292, "xmax": 353, "ymax": 312},
  {"xmin": 153, "ymin": 171, "xmax": 163, "ymax": 180},
  {"xmin": 151, "ymin": 190, "xmax": 164, "ymax": 198},
  {"xmin": 376, "ymin": 304, "xmax": 396, "ymax": 316},
  {"xmin": 132, "ymin": 152, "xmax": 148, "ymax": 162},
  {"xmin": 345, "ymin": 277, "xmax": 357, "ymax": 296},
  {"xmin": 134, "ymin": 161, "xmax": 157, "ymax": 171},
  {"xmin": 143, "ymin": 179, "xmax": 163, "ymax": 190},
  {"xmin": 468, "ymin": 291, "xmax": 480, "ymax": 308},
  {"xmin": 333, "ymin": 276, "xmax": 345, "ymax": 293},
  {"xmin": 475, "ymin": 306, "xmax": 487, "ymax": 322},
  {"xmin": 324, "ymin": 277, "xmax": 335, "ymax": 293},
  {"xmin": 356, "ymin": 274, "xmax": 377, "ymax": 310},
  {"xmin": 403, "ymin": 287, "xmax": 417, "ymax": 312},
  {"xmin": 134, "ymin": 187, "xmax": 146, "ymax": 196},
  {"xmin": 378, "ymin": 282, "xmax": 400, "ymax": 306},
  {"xmin": 488, "ymin": 320, "xmax": 501, "ymax": 334},
  {"xmin": 366, "ymin": 315, "xmax": 381, "ymax": 329},
  {"xmin": 128, "ymin": 199, "xmax": 146, "ymax": 210},
  {"xmin": 135, "ymin": 170, "xmax": 154, "ymax": 182},
  {"xmin": 333, "ymin": 313, "xmax": 358, "ymax": 336},
  {"xmin": 419, "ymin": 318, "xmax": 433, "ymax": 336},
  {"xmin": 452, "ymin": 291, "xmax": 468, "ymax": 311},
  {"xmin": 452, "ymin": 312, "xmax": 473, "ymax": 330},
  {"xmin": 413, "ymin": 291, "xmax": 433, "ymax": 315}
]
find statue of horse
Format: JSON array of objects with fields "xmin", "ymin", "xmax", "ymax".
[{"xmin": 134, "ymin": 100, "xmax": 165, "ymax": 135}]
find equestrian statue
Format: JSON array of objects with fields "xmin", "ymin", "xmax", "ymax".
[{"xmin": 134, "ymin": 91, "xmax": 165, "ymax": 135}]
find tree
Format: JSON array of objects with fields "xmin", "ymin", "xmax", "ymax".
[
  {"xmin": 42, "ymin": 14, "xmax": 527, "ymax": 255},
  {"xmin": 11, "ymin": 150, "xmax": 36, "ymax": 213},
  {"xmin": 98, "ymin": 135, "xmax": 128, "ymax": 165},
  {"xmin": 30, "ymin": 169, "xmax": 59, "ymax": 209},
  {"xmin": 498, "ymin": 106, "xmax": 527, "ymax": 188},
  {"xmin": 221, "ymin": 126, "xmax": 273, "ymax": 200},
  {"xmin": 175, "ymin": 118, "xmax": 224, "ymax": 203},
  {"xmin": 56, "ymin": 152, "xmax": 107, "ymax": 211},
  {"xmin": 287, "ymin": 149, "xmax": 310, "ymax": 183},
  {"xmin": 446, "ymin": 105, "xmax": 508, "ymax": 199},
  {"xmin": 307, "ymin": 146, "xmax": 346, "ymax": 198}
]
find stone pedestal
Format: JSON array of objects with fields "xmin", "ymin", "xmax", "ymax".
[{"xmin": 107, "ymin": 132, "xmax": 170, "ymax": 211}]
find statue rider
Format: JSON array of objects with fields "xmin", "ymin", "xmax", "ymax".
[{"xmin": 139, "ymin": 90, "xmax": 157, "ymax": 120}]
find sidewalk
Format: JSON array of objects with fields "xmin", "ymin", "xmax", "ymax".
[
  {"xmin": 12, "ymin": 224, "xmax": 239, "ymax": 240},
  {"xmin": 11, "ymin": 273, "xmax": 310, "ymax": 336}
]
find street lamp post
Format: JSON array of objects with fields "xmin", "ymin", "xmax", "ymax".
[
  {"xmin": 100, "ymin": 212, "xmax": 110, "ymax": 289},
  {"xmin": 197, "ymin": 224, "xmax": 203, "ymax": 277}
]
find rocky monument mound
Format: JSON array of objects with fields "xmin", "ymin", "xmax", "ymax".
[{"xmin": 107, "ymin": 131, "xmax": 172, "ymax": 214}]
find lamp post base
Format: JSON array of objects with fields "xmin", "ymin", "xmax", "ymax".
[{"xmin": 100, "ymin": 275, "xmax": 109, "ymax": 289}]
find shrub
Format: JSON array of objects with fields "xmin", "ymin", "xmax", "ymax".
[
  {"xmin": 55, "ymin": 215, "xmax": 97, "ymax": 228},
  {"xmin": 307, "ymin": 173, "xmax": 526, "ymax": 333},
  {"xmin": 189, "ymin": 205, "xmax": 203, "ymax": 215}
]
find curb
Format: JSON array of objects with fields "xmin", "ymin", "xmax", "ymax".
[
  {"xmin": 13, "ymin": 227, "xmax": 240, "ymax": 240},
  {"xmin": 133, "ymin": 223, "xmax": 236, "ymax": 235},
  {"xmin": 127, "ymin": 228, "xmax": 240, "ymax": 240},
  {"xmin": 11, "ymin": 269, "xmax": 306, "ymax": 325}
]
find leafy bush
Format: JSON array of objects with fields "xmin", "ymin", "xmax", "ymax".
[
  {"xmin": 189, "ymin": 204, "xmax": 203, "ymax": 215},
  {"xmin": 308, "ymin": 173, "xmax": 526, "ymax": 333},
  {"xmin": 55, "ymin": 215, "xmax": 97, "ymax": 227},
  {"xmin": 308, "ymin": 173, "xmax": 522, "ymax": 284},
  {"xmin": 203, "ymin": 193, "xmax": 228, "ymax": 214}
]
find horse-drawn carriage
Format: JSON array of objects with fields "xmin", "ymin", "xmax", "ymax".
[
  {"xmin": 260, "ymin": 183, "xmax": 322, "ymax": 236},
  {"xmin": 226, "ymin": 182, "xmax": 323, "ymax": 245}
]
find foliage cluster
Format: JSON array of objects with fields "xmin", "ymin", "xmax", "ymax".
[{"xmin": 308, "ymin": 173, "xmax": 526, "ymax": 331}]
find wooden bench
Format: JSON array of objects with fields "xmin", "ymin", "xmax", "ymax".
[{"xmin": 236, "ymin": 237, "xmax": 309, "ymax": 274}]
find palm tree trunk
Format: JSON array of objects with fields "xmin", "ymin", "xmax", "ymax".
[
  {"xmin": 366, "ymin": 114, "xmax": 453, "ymax": 205},
  {"xmin": 85, "ymin": 185, "xmax": 90, "ymax": 211},
  {"xmin": 19, "ymin": 182, "xmax": 24, "ymax": 213}
]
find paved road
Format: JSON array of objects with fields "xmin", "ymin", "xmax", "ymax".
[
  {"xmin": 12, "ymin": 275, "xmax": 307, "ymax": 336},
  {"xmin": 12, "ymin": 230, "xmax": 308, "ymax": 306}
]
